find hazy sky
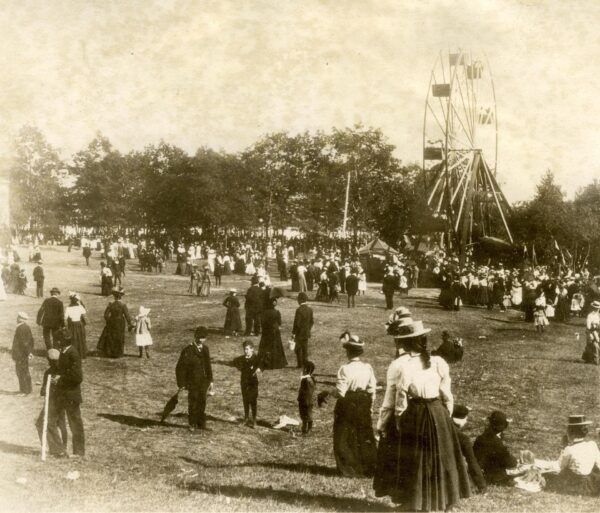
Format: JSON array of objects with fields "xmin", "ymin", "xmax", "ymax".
[{"xmin": 1, "ymin": 0, "xmax": 599, "ymax": 201}]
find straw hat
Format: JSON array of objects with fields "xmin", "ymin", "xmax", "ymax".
[
  {"xmin": 568, "ymin": 414, "xmax": 592, "ymax": 426},
  {"xmin": 591, "ymin": 301, "xmax": 600, "ymax": 310},
  {"xmin": 17, "ymin": 311, "xmax": 29, "ymax": 321},
  {"xmin": 138, "ymin": 306, "xmax": 150, "ymax": 317},
  {"xmin": 392, "ymin": 320, "xmax": 431, "ymax": 339}
]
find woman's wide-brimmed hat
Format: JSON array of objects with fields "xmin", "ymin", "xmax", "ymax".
[
  {"xmin": 392, "ymin": 320, "xmax": 431, "ymax": 339},
  {"xmin": 387, "ymin": 316, "xmax": 415, "ymax": 337},
  {"xmin": 568, "ymin": 414, "xmax": 592, "ymax": 426},
  {"xmin": 591, "ymin": 301, "xmax": 600, "ymax": 310},
  {"xmin": 342, "ymin": 334, "xmax": 364, "ymax": 350},
  {"xmin": 138, "ymin": 306, "xmax": 150, "ymax": 316}
]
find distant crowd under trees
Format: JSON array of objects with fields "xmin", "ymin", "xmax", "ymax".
[{"xmin": 7, "ymin": 125, "xmax": 600, "ymax": 269}]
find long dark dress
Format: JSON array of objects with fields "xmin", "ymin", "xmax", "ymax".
[
  {"xmin": 258, "ymin": 307, "xmax": 288, "ymax": 369},
  {"xmin": 67, "ymin": 319, "xmax": 87, "ymax": 360},
  {"xmin": 99, "ymin": 300, "xmax": 132, "ymax": 358},
  {"xmin": 373, "ymin": 356, "xmax": 470, "ymax": 511},
  {"xmin": 391, "ymin": 398, "xmax": 470, "ymax": 510},
  {"xmin": 334, "ymin": 390, "xmax": 377, "ymax": 477},
  {"xmin": 223, "ymin": 295, "xmax": 243, "ymax": 334}
]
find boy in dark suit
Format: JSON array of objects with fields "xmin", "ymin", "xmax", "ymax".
[
  {"xmin": 176, "ymin": 327, "xmax": 214, "ymax": 431},
  {"xmin": 298, "ymin": 361, "xmax": 316, "ymax": 435},
  {"xmin": 233, "ymin": 340, "xmax": 262, "ymax": 428},
  {"xmin": 52, "ymin": 330, "xmax": 85, "ymax": 457},
  {"xmin": 33, "ymin": 260, "xmax": 44, "ymax": 298},
  {"xmin": 36, "ymin": 287, "xmax": 64, "ymax": 349},
  {"xmin": 12, "ymin": 312, "xmax": 34, "ymax": 395},
  {"xmin": 291, "ymin": 292, "xmax": 314, "ymax": 368},
  {"xmin": 473, "ymin": 410, "xmax": 518, "ymax": 485}
]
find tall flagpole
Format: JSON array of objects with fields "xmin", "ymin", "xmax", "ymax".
[{"xmin": 342, "ymin": 170, "xmax": 351, "ymax": 238}]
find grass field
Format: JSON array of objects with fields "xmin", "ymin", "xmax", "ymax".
[{"xmin": 1, "ymin": 246, "xmax": 599, "ymax": 512}]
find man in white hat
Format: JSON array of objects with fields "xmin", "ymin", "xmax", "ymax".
[{"xmin": 12, "ymin": 312, "xmax": 34, "ymax": 395}]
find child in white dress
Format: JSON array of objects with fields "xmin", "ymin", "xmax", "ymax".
[{"xmin": 135, "ymin": 306, "xmax": 153, "ymax": 358}]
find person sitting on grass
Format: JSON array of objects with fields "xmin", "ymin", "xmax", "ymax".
[
  {"xmin": 232, "ymin": 340, "xmax": 262, "ymax": 428},
  {"xmin": 473, "ymin": 410, "xmax": 518, "ymax": 486},
  {"xmin": 546, "ymin": 415, "xmax": 600, "ymax": 496},
  {"xmin": 452, "ymin": 405, "xmax": 487, "ymax": 493}
]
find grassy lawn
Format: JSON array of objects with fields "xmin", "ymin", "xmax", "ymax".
[{"xmin": 1, "ymin": 246, "xmax": 599, "ymax": 512}]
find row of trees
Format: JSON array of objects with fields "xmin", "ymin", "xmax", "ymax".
[
  {"xmin": 7, "ymin": 125, "xmax": 600, "ymax": 268},
  {"xmin": 8, "ymin": 125, "xmax": 423, "ymax": 244}
]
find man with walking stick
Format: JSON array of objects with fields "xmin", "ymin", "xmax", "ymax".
[
  {"xmin": 48, "ymin": 331, "xmax": 85, "ymax": 458},
  {"xmin": 36, "ymin": 349, "xmax": 68, "ymax": 459}
]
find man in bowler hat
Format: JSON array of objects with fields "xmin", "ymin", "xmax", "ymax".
[
  {"xmin": 473, "ymin": 410, "xmax": 518, "ymax": 485},
  {"xmin": 36, "ymin": 287, "xmax": 64, "ymax": 349},
  {"xmin": 176, "ymin": 326, "xmax": 214, "ymax": 430},
  {"xmin": 291, "ymin": 292, "xmax": 314, "ymax": 368}
]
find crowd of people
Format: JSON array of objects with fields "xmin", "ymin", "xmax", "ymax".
[{"xmin": 4, "ymin": 235, "xmax": 600, "ymax": 511}]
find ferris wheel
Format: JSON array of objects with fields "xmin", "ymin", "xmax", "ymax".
[{"xmin": 423, "ymin": 49, "xmax": 513, "ymax": 259}]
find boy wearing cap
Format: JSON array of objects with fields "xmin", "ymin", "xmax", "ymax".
[
  {"xmin": 176, "ymin": 327, "xmax": 214, "ymax": 430},
  {"xmin": 473, "ymin": 410, "xmax": 518, "ymax": 485},
  {"xmin": 233, "ymin": 340, "xmax": 262, "ymax": 428},
  {"xmin": 12, "ymin": 312, "xmax": 34, "ymax": 395},
  {"xmin": 35, "ymin": 348, "xmax": 68, "ymax": 457},
  {"xmin": 452, "ymin": 405, "xmax": 487, "ymax": 493}
]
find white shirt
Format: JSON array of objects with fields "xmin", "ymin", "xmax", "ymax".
[
  {"xmin": 559, "ymin": 440, "xmax": 600, "ymax": 475},
  {"xmin": 336, "ymin": 358, "xmax": 376, "ymax": 400},
  {"xmin": 377, "ymin": 353, "xmax": 410, "ymax": 431},
  {"xmin": 586, "ymin": 311, "xmax": 600, "ymax": 331},
  {"xmin": 65, "ymin": 305, "xmax": 86, "ymax": 323},
  {"xmin": 394, "ymin": 354, "xmax": 453, "ymax": 418}
]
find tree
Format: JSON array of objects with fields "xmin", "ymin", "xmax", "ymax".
[{"xmin": 9, "ymin": 126, "xmax": 66, "ymax": 235}]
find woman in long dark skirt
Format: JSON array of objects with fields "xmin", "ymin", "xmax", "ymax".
[
  {"xmin": 223, "ymin": 289, "xmax": 242, "ymax": 336},
  {"xmin": 99, "ymin": 288, "xmax": 134, "ymax": 358},
  {"xmin": 257, "ymin": 298, "xmax": 288, "ymax": 369},
  {"xmin": 373, "ymin": 319, "xmax": 470, "ymax": 512},
  {"xmin": 333, "ymin": 335, "xmax": 377, "ymax": 477},
  {"xmin": 65, "ymin": 293, "xmax": 88, "ymax": 359}
]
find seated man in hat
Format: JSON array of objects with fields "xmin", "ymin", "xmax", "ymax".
[
  {"xmin": 547, "ymin": 415, "xmax": 600, "ymax": 496},
  {"xmin": 474, "ymin": 410, "xmax": 518, "ymax": 485},
  {"xmin": 176, "ymin": 327, "xmax": 214, "ymax": 431}
]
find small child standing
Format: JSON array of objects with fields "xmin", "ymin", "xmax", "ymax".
[
  {"xmin": 233, "ymin": 340, "xmax": 262, "ymax": 428},
  {"xmin": 298, "ymin": 361, "xmax": 316, "ymax": 435},
  {"xmin": 135, "ymin": 306, "xmax": 152, "ymax": 358},
  {"xmin": 534, "ymin": 291, "xmax": 549, "ymax": 333}
]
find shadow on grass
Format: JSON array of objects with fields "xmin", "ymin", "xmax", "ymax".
[
  {"xmin": 181, "ymin": 457, "xmax": 340, "ymax": 477},
  {"xmin": 0, "ymin": 440, "xmax": 39, "ymax": 456},
  {"xmin": 97, "ymin": 412, "xmax": 186, "ymax": 429},
  {"xmin": 179, "ymin": 481, "xmax": 393, "ymax": 511},
  {"xmin": 0, "ymin": 389, "xmax": 22, "ymax": 396}
]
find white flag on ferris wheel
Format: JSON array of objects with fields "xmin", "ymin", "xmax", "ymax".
[{"xmin": 478, "ymin": 107, "xmax": 494, "ymax": 124}]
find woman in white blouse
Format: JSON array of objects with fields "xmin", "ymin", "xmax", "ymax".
[
  {"xmin": 65, "ymin": 292, "xmax": 88, "ymax": 359},
  {"xmin": 373, "ymin": 320, "xmax": 470, "ymax": 511},
  {"xmin": 333, "ymin": 334, "xmax": 377, "ymax": 478}
]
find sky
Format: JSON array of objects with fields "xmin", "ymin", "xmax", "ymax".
[{"xmin": 1, "ymin": 0, "xmax": 599, "ymax": 202}]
